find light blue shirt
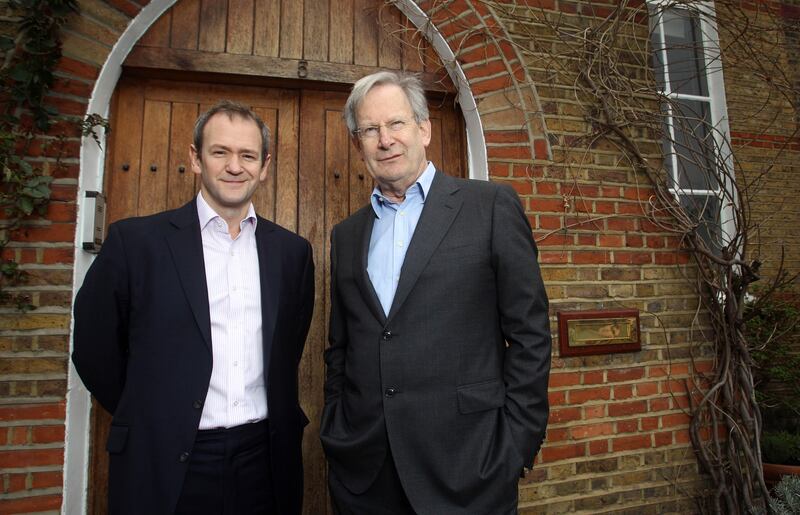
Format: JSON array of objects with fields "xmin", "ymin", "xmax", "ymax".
[{"xmin": 368, "ymin": 163, "xmax": 436, "ymax": 315}]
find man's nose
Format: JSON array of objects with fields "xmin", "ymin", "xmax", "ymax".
[
  {"xmin": 377, "ymin": 125, "xmax": 395, "ymax": 148},
  {"xmin": 226, "ymin": 155, "xmax": 244, "ymax": 172}
]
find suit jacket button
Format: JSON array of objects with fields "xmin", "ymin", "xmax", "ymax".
[
  {"xmin": 193, "ymin": 400, "xmax": 202, "ymax": 409},
  {"xmin": 382, "ymin": 330, "xmax": 392, "ymax": 341},
  {"xmin": 179, "ymin": 452, "xmax": 190, "ymax": 463},
  {"xmin": 385, "ymin": 387, "xmax": 396, "ymax": 397}
]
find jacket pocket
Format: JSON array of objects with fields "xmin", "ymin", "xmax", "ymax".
[
  {"xmin": 457, "ymin": 379, "xmax": 505, "ymax": 414},
  {"xmin": 105, "ymin": 424, "xmax": 129, "ymax": 454}
]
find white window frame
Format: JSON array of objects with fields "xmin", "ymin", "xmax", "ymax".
[{"xmin": 649, "ymin": 0, "xmax": 736, "ymax": 251}]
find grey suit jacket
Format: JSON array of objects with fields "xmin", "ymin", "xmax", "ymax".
[{"xmin": 320, "ymin": 170, "xmax": 551, "ymax": 515}]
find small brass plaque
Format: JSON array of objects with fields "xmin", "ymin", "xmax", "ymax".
[{"xmin": 557, "ymin": 309, "xmax": 641, "ymax": 357}]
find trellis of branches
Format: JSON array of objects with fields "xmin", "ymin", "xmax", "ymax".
[{"xmin": 383, "ymin": 0, "xmax": 800, "ymax": 513}]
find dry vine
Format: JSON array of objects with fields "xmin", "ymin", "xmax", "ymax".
[{"xmin": 385, "ymin": 0, "xmax": 799, "ymax": 513}]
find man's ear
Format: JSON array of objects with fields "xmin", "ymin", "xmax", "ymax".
[
  {"xmin": 419, "ymin": 119, "xmax": 432, "ymax": 148},
  {"xmin": 189, "ymin": 145, "xmax": 202, "ymax": 176},
  {"xmin": 258, "ymin": 154, "xmax": 272, "ymax": 182}
]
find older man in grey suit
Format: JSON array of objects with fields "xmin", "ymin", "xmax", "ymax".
[{"xmin": 320, "ymin": 71, "xmax": 552, "ymax": 515}]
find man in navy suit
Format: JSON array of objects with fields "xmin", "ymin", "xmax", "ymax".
[{"xmin": 73, "ymin": 101, "xmax": 314, "ymax": 514}]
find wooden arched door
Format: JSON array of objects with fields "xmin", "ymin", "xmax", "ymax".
[{"xmin": 89, "ymin": 74, "xmax": 466, "ymax": 514}]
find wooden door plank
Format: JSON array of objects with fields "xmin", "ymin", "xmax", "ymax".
[
  {"xmin": 348, "ymin": 139, "xmax": 371, "ymax": 214},
  {"xmin": 167, "ymin": 102, "xmax": 199, "ymax": 210},
  {"xmin": 329, "ymin": 0, "xmax": 353, "ymax": 64},
  {"xmin": 426, "ymin": 114, "xmax": 443, "ymax": 174},
  {"xmin": 104, "ymin": 82, "xmax": 144, "ymax": 225},
  {"xmin": 326, "ymin": 108, "xmax": 350, "ymax": 228},
  {"xmin": 274, "ymin": 90, "xmax": 299, "ymax": 231},
  {"xmin": 280, "ymin": 0, "xmax": 303, "ymax": 59},
  {"xmin": 401, "ymin": 17, "xmax": 425, "ymax": 72},
  {"xmin": 353, "ymin": 0, "xmax": 378, "ymax": 66},
  {"xmin": 137, "ymin": 100, "xmax": 171, "ymax": 216},
  {"xmin": 378, "ymin": 3, "xmax": 402, "ymax": 70},
  {"xmin": 297, "ymin": 89, "xmax": 328, "ymax": 515},
  {"xmin": 253, "ymin": 0, "xmax": 280, "ymax": 57},
  {"xmin": 440, "ymin": 104, "xmax": 466, "ymax": 178},
  {"xmin": 170, "ymin": 0, "xmax": 200, "ymax": 50},
  {"xmin": 198, "ymin": 0, "xmax": 227, "ymax": 52},
  {"xmin": 251, "ymin": 107, "xmax": 277, "ymax": 221},
  {"xmin": 227, "ymin": 0, "xmax": 255, "ymax": 54},
  {"xmin": 303, "ymin": 0, "xmax": 329, "ymax": 61},
  {"xmin": 143, "ymin": 79, "xmax": 282, "ymax": 104},
  {"xmin": 138, "ymin": 10, "xmax": 171, "ymax": 48}
]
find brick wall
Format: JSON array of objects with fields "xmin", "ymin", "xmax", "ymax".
[{"xmin": 1, "ymin": 0, "xmax": 798, "ymax": 513}]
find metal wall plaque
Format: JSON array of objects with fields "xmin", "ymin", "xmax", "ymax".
[{"xmin": 557, "ymin": 309, "xmax": 641, "ymax": 357}]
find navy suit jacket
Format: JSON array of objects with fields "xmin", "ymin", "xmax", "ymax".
[{"xmin": 72, "ymin": 199, "xmax": 314, "ymax": 515}]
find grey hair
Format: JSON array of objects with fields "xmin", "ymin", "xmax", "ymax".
[
  {"xmin": 343, "ymin": 71, "xmax": 429, "ymax": 133},
  {"xmin": 193, "ymin": 100, "xmax": 270, "ymax": 165}
]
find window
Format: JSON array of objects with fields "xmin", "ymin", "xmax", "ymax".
[{"xmin": 649, "ymin": 2, "xmax": 733, "ymax": 252}]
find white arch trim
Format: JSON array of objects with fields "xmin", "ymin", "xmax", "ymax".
[{"xmin": 63, "ymin": 1, "xmax": 487, "ymax": 512}]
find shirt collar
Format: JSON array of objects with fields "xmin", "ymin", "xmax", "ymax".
[
  {"xmin": 370, "ymin": 162, "xmax": 436, "ymax": 218},
  {"xmin": 196, "ymin": 190, "xmax": 257, "ymax": 231}
]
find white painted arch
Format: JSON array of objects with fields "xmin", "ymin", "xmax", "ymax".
[{"xmin": 63, "ymin": 1, "xmax": 488, "ymax": 512}]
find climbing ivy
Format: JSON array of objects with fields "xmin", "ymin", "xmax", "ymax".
[{"xmin": 0, "ymin": 0, "xmax": 78, "ymax": 310}]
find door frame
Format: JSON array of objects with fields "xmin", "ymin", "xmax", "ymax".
[{"xmin": 64, "ymin": 1, "xmax": 485, "ymax": 513}]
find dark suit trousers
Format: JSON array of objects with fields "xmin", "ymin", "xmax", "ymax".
[
  {"xmin": 328, "ymin": 446, "xmax": 416, "ymax": 515},
  {"xmin": 175, "ymin": 420, "xmax": 276, "ymax": 515}
]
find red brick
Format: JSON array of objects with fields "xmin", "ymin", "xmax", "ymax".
[
  {"xmin": 470, "ymin": 74, "xmax": 513, "ymax": 96},
  {"xmin": 662, "ymin": 413, "xmax": 691, "ymax": 428},
  {"xmin": 649, "ymin": 398, "xmax": 670, "ymax": 411},
  {"xmin": 635, "ymin": 382, "xmax": 659, "ymax": 396},
  {"xmin": 654, "ymin": 431, "xmax": 673, "ymax": 447},
  {"xmin": 44, "ymin": 95, "xmax": 87, "ymax": 117},
  {"xmin": 539, "ymin": 252, "xmax": 568, "ymax": 264},
  {"xmin": 540, "ymin": 443, "xmax": 586, "ymax": 463},
  {"xmin": 607, "ymin": 367, "xmax": 644, "ymax": 382},
  {"xmin": 536, "ymin": 182, "xmax": 559, "ymax": 195},
  {"xmin": 572, "ymin": 251, "xmax": 610, "ymax": 265},
  {"xmin": 607, "ymin": 219, "xmax": 637, "ymax": 231},
  {"xmin": 533, "ymin": 138, "xmax": 548, "ymax": 159},
  {"xmin": 32, "ymin": 470, "xmax": 62, "ymax": 489},
  {"xmin": 641, "ymin": 416, "xmax": 660, "ymax": 431},
  {"xmin": 10, "ymin": 427, "xmax": 28, "ymax": 445},
  {"xmin": 44, "ymin": 202, "xmax": 77, "ymax": 223},
  {"xmin": 613, "ymin": 384, "xmax": 634, "ymax": 400},
  {"xmin": 584, "ymin": 405, "xmax": 605, "ymax": 419},
  {"xmin": 589, "ymin": 439, "xmax": 609, "ymax": 455},
  {"xmin": 0, "ymin": 494, "xmax": 62, "ymax": 513},
  {"xmin": 613, "ymin": 434, "xmax": 651, "ymax": 452},
  {"xmin": 50, "ymin": 184, "xmax": 79, "ymax": 202},
  {"xmin": 550, "ymin": 407, "xmax": 582, "ymax": 423},
  {"xmin": 577, "ymin": 234, "xmax": 595, "ymax": 246},
  {"xmin": 10, "ymin": 223, "xmax": 76, "ymax": 243},
  {"xmin": 6, "ymin": 472, "xmax": 27, "ymax": 492},
  {"xmin": 546, "ymin": 427, "xmax": 569, "ymax": 442},
  {"xmin": 582, "ymin": 371, "xmax": 604, "ymax": 385},
  {"xmin": 608, "ymin": 401, "xmax": 647, "ymax": 417},
  {"xmin": 32, "ymin": 425, "xmax": 65, "ymax": 444},
  {"xmin": 0, "ymin": 448, "xmax": 63, "ymax": 468},
  {"xmin": 548, "ymin": 391, "xmax": 566, "ymax": 406},
  {"xmin": 570, "ymin": 422, "xmax": 614, "ymax": 439},
  {"xmin": 533, "ymin": 198, "xmax": 568, "ymax": 213},
  {"xmin": 487, "ymin": 145, "xmax": 532, "ymax": 160},
  {"xmin": 56, "ymin": 56, "xmax": 100, "ymax": 80},
  {"xmin": 599, "ymin": 234, "xmax": 624, "ymax": 247},
  {"xmin": 484, "ymin": 130, "xmax": 529, "ymax": 144},
  {"xmin": 0, "ymin": 403, "xmax": 65, "ymax": 421},
  {"xmin": 613, "ymin": 251, "xmax": 652, "ymax": 265},
  {"xmin": 626, "ymin": 234, "xmax": 644, "ymax": 247},
  {"xmin": 538, "ymin": 233, "xmax": 573, "ymax": 246},
  {"xmin": 463, "ymin": 59, "xmax": 509, "ymax": 81},
  {"xmin": 42, "ymin": 248, "xmax": 75, "ymax": 265},
  {"xmin": 675, "ymin": 429, "xmax": 691, "ymax": 444},
  {"xmin": 568, "ymin": 387, "xmax": 611, "ymax": 404},
  {"xmin": 617, "ymin": 419, "xmax": 639, "ymax": 433},
  {"xmin": 549, "ymin": 372, "xmax": 581, "ymax": 387}
]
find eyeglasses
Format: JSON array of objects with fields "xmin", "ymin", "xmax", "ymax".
[{"xmin": 352, "ymin": 119, "xmax": 414, "ymax": 140}]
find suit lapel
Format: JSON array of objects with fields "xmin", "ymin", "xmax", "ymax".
[
  {"xmin": 387, "ymin": 171, "xmax": 462, "ymax": 322},
  {"xmin": 166, "ymin": 200, "xmax": 212, "ymax": 351},
  {"xmin": 353, "ymin": 208, "xmax": 387, "ymax": 325},
  {"xmin": 256, "ymin": 218, "xmax": 280, "ymax": 375}
]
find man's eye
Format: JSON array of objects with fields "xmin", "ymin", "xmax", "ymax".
[
  {"xmin": 212, "ymin": 150, "xmax": 225, "ymax": 156},
  {"xmin": 243, "ymin": 154, "xmax": 256, "ymax": 161},
  {"xmin": 389, "ymin": 120, "xmax": 407, "ymax": 131},
  {"xmin": 363, "ymin": 126, "xmax": 380, "ymax": 137}
]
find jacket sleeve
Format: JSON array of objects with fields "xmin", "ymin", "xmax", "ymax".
[
  {"xmin": 492, "ymin": 184, "xmax": 552, "ymax": 469},
  {"xmin": 294, "ymin": 240, "xmax": 315, "ymax": 366},
  {"xmin": 72, "ymin": 223, "xmax": 130, "ymax": 414},
  {"xmin": 323, "ymin": 225, "xmax": 347, "ymax": 404}
]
